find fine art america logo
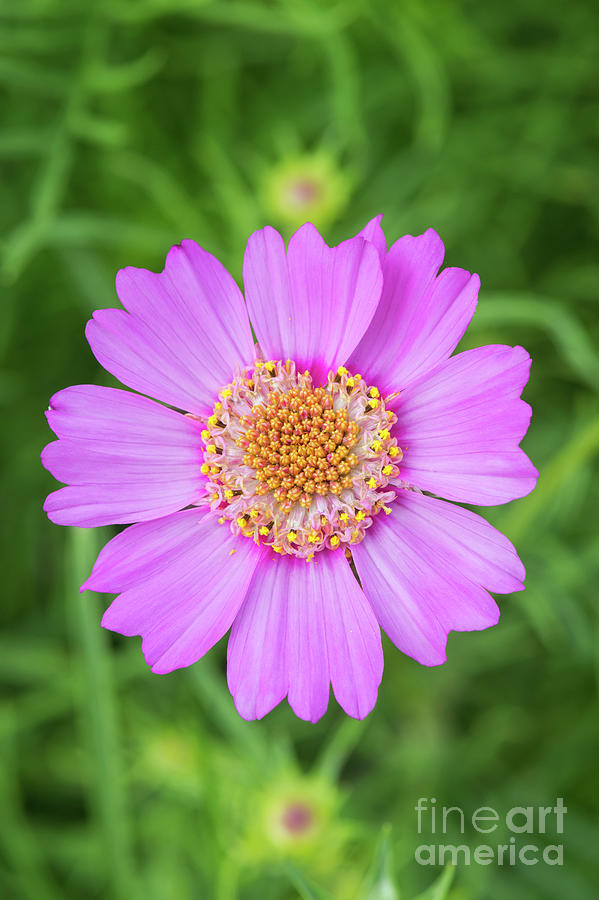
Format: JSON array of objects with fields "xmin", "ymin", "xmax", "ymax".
[{"xmin": 414, "ymin": 797, "xmax": 566, "ymax": 867}]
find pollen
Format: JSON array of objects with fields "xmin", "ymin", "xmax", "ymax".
[
  {"xmin": 202, "ymin": 359, "xmax": 400, "ymax": 558},
  {"xmin": 238, "ymin": 381, "xmax": 360, "ymax": 513}
]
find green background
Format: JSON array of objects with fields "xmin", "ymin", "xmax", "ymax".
[{"xmin": 3, "ymin": 0, "xmax": 599, "ymax": 897}]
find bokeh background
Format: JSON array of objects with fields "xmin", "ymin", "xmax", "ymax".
[{"xmin": 3, "ymin": 0, "xmax": 599, "ymax": 897}]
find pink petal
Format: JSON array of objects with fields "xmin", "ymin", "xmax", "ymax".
[
  {"xmin": 395, "ymin": 344, "xmax": 538, "ymax": 505},
  {"xmin": 42, "ymin": 385, "xmax": 205, "ymax": 527},
  {"xmin": 319, "ymin": 551, "xmax": 384, "ymax": 720},
  {"xmin": 86, "ymin": 240, "xmax": 256, "ymax": 415},
  {"xmin": 356, "ymin": 213, "xmax": 387, "ymax": 263},
  {"xmin": 96, "ymin": 510, "xmax": 262, "ymax": 674},
  {"xmin": 228, "ymin": 551, "xmax": 383, "ymax": 723},
  {"xmin": 283, "ymin": 556, "xmax": 331, "ymax": 723},
  {"xmin": 226, "ymin": 559, "xmax": 290, "ymax": 721},
  {"xmin": 348, "ymin": 228, "xmax": 479, "ymax": 393},
  {"xmin": 352, "ymin": 490, "xmax": 524, "ymax": 666},
  {"xmin": 243, "ymin": 223, "xmax": 383, "ymax": 385}
]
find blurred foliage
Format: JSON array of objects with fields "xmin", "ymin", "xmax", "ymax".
[{"xmin": 2, "ymin": 0, "xmax": 599, "ymax": 897}]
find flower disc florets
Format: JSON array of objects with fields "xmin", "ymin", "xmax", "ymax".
[{"xmin": 200, "ymin": 360, "xmax": 403, "ymax": 558}]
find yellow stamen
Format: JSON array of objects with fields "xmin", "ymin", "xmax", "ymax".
[
  {"xmin": 200, "ymin": 463, "xmax": 210, "ymax": 474},
  {"xmin": 389, "ymin": 446, "xmax": 400, "ymax": 457},
  {"xmin": 382, "ymin": 465, "xmax": 393, "ymax": 476},
  {"xmin": 330, "ymin": 535, "xmax": 340, "ymax": 548},
  {"xmin": 206, "ymin": 444, "xmax": 217, "ymax": 454}
]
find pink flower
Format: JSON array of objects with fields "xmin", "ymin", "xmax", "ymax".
[{"xmin": 42, "ymin": 217, "xmax": 538, "ymax": 722}]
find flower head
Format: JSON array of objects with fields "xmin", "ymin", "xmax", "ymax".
[
  {"xmin": 42, "ymin": 215, "xmax": 538, "ymax": 722},
  {"xmin": 260, "ymin": 152, "xmax": 351, "ymax": 229}
]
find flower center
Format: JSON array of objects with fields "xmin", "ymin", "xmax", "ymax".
[
  {"xmin": 200, "ymin": 360, "xmax": 403, "ymax": 559},
  {"xmin": 240, "ymin": 385, "xmax": 359, "ymax": 512},
  {"xmin": 280, "ymin": 802, "xmax": 314, "ymax": 835}
]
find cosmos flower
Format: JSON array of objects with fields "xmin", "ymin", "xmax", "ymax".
[
  {"xmin": 41, "ymin": 216, "xmax": 538, "ymax": 722},
  {"xmin": 260, "ymin": 151, "xmax": 351, "ymax": 230}
]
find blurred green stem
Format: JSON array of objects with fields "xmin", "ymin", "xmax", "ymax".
[
  {"xmin": 67, "ymin": 527, "xmax": 138, "ymax": 900},
  {"xmin": 0, "ymin": 717, "xmax": 58, "ymax": 900}
]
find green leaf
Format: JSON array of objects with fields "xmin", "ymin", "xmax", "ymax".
[
  {"xmin": 363, "ymin": 825, "xmax": 400, "ymax": 900},
  {"xmin": 411, "ymin": 866, "xmax": 455, "ymax": 900}
]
